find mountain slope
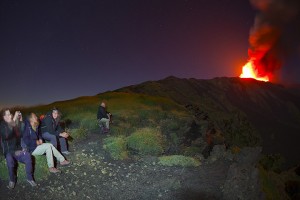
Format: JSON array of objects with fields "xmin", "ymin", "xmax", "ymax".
[{"xmin": 119, "ymin": 76, "xmax": 300, "ymax": 167}]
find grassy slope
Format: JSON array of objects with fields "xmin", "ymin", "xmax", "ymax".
[{"xmin": 21, "ymin": 92, "xmax": 190, "ymax": 131}]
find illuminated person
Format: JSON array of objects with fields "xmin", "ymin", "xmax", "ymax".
[
  {"xmin": 0, "ymin": 109, "xmax": 37, "ymax": 189},
  {"xmin": 41, "ymin": 108, "xmax": 71, "ymax": 155},
  {"xmin": 22, "ymin": 113, "xmax": 70, "ymax": 174},
  {"xmin": 97, "ymin": 102, "xmax": 111, "ymax": 132}
]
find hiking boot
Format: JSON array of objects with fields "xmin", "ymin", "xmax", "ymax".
[
  {"xmin": 7, "ymin": 181, "xmax": 15, "ymax": 189},
  {"xmin": 27, "ymin": 180, "xmax": 37, "ymax": 187},
  {"xmin": 60, "ymin": 160, "xmax": 71, "ymax": 166},
  {"xmin": 62, "ymin": 151, "xmax": 71, "ymax": 155},
  {"xmin": 49, "ymin": 167, "xmax": 61, "ymax": 174}
]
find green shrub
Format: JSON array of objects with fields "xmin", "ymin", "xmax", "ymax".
[
  {"xmin": 103, "ymin": 136, "xmax": 128, "ymax": 160},
  {"xmin": 70, "ymin": 126, "xmax": 88, "ymax": 141},
  {"xmin": 158, "ymin": 155, "xmax": 201, "ymax": 167},
  {"xmin": 0, "ymin": 155, "xmax": 49, "ymax": 181},
  {"xmin": 127, "ymin": 128, "xmax": 164, "ymax": 156}
]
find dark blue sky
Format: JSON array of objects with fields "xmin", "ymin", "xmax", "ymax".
[{"xmin": 0, "ymin": 0, "xmax": 299, "ymax": 107}]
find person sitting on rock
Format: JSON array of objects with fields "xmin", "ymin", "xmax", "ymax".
[
  {"xmin": 97, "ymin": 102, "xmax": 112, "ymax": 133},
  {"xmin": 0, "ymin": 109, "xmax": 37, "ymax": 189},
  {"xmin": 41, "ymin": 108, "xmax": 71, "ymax": 155},
  {"xmin": 22, "ymin": 113, "xmax": 70, "ymax": 174}
]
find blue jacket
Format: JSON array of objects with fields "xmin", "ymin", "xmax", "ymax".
[{"xmin": 22, "ymin": 121, "xmax": 41, "ymax": 153}]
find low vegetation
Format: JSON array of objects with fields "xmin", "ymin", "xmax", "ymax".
[
  {"xmin": 0, "ymin": 156, "xmax": 49, "ymax": 181},
  {"xmin": 69, "ymin": 126, "xmax": 88, "ymax": 141},
  {"xmin": 158, "ymin": 155, "xmax": 200, "ymax": 167},
  {"xmin": 20, "ymin": 92, "xmax": 191, "ymax": 136},
  {"xmin": 127, "ymin": 128, "xmax": 164, "ymax": 156},
  {"xmin": 103, "ymin": 136, "xmax": 128, "ymax": 160},
  {"xmin": 103, "ymin": 128, "xmax": 165, "ymax": 159}
]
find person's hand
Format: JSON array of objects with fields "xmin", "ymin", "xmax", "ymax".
[
  {"xmin": 13, "ymin": 111, "xmax": 19, "ymax": 122},
  {"xmin": 60, "ymin": 132, "xmax": 69, "ymax": 138},
  {"xmin": 13, "ymin": 111, "xmax": 23, "ymax": 122},
  {"xmin": 19, "ymin": 113, "xmax": 23, "ymax": 122}
]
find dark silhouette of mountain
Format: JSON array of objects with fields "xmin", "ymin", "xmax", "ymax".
[{"xmin": 119, "ymin": 76, "xmax": 300, "ymax": 167}]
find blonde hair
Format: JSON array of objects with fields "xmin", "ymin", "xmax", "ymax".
[{"xmin": 28, "ymin": 113, "xmax": 40, "ymax": 128}]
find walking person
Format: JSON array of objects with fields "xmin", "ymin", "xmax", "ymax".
[
  {"xmin": 0, "ymin": 109, "xmax": 37, "ymax": 189},
  {"xmin": 22, "ymin": 113, "xmax": 70, "ymax": 174}
]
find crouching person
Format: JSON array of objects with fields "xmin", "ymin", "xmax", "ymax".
[
  {"xmin": 41, "ymin": 108, "xmax": 71, "ymax": 155},
  {"xmin": 0, "ymin": 109, "xmax": 36, "ymax": 189},
  {"xmin": 97, "ymin": 102, "xmax": 112, "ymax": 133},
  {"xmin": 22, "ymin": 113, "xmax": 70, "ymax": 174}
]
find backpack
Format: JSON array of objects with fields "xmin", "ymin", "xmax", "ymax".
[{"xmin": 39, "ymin": 114, "xmax": 46, "ymax": 122}]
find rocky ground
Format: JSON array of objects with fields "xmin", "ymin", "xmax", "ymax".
[{"xmin": 0, "ymin": 133, "xmax": 258, "ymax": 200}]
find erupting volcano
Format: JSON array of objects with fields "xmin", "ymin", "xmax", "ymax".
[
  {"xmin": 239, "ymin": 0, "xmax": 300, "ymax": 83},
  {"xmin": 239, "ymin": 60, "xmax": 269, "ymax": 82}
]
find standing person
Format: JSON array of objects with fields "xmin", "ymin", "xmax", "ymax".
[
  {"xmin": 41, "ymin": 108, "xmax": 71, "ymax": 155},
  {"xmin": 22, "ymin": 113, "xmax": 71, "ymax": 174},
  {"xmin": 0, "ymin": 109, "xmax": 37, "ymax": 189},
  {"xmin": 97, "ymin": 102, "xmax": 111, "ymax": 133}
]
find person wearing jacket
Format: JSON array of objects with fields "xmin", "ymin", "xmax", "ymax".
[
  {"xmin": 41, "ymin": 108, "xmax": 70, "ymax": 155},
  {"xmin": 97, "ymin": 102, "xmax": 111, "ymax": 133},
  {"xmin": 22, "ymin": 113, "xmax": 70, "ymax": 173},
  {"xmin": 0, "ymin": 109, "xmax": 37, "ymax": 189}
]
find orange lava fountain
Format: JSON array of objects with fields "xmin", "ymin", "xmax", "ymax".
[{"xmin": 239, "ymin": 60, "xmax": 269, "ymax": 82}]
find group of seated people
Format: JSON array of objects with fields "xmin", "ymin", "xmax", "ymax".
[
  {"xmin": 0, "ymin": 108, "xmax": 71, "ymax": 189},
  {"xmin": 0, "ymin": 102, "xmax": 112, "ymax": 190}
]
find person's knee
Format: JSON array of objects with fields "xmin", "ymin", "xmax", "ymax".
[
  {"xmin": 23, "ymin": 152, "xmax": 32, "ymax": 164},
  {"xmin": 46, "ymin": 135, "xmax": 58, "ymax": 146},
  {"xmin": 43, "ymin": 133, "xmax": 56, "ymax": 140},
  {"xmin": 43, "ymin": 143, "xmax": 52, "ymax": 148},
  {"xmin": 50, "ymin": 135, "xmax": 57, "ymax": 142}
]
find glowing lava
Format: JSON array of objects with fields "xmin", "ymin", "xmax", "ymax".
[{"xmin": 239, "ymin": 60, "xmax": 269, "ymax": 82}]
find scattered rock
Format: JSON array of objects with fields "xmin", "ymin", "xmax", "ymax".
[{"xmin": 222, "ymin": 147, "xmax": 264, "ymax": 200}]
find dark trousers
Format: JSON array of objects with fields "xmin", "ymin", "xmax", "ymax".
[
  {"xmin": 5, "ymin": 151, "xmax": 33, "ymax": 182},
  {"xmin": 42, "ymin": 132, "xmax": 68, "ymax": 152}
]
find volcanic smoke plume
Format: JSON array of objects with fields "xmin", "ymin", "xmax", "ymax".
[{"xmin": 240, "ymin": 0, "xmax": 300, "ymax": 82}]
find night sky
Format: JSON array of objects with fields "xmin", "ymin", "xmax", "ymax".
[{"xmin": 0, "ymin": 0, "xmax": 299, "ymax": 108}]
